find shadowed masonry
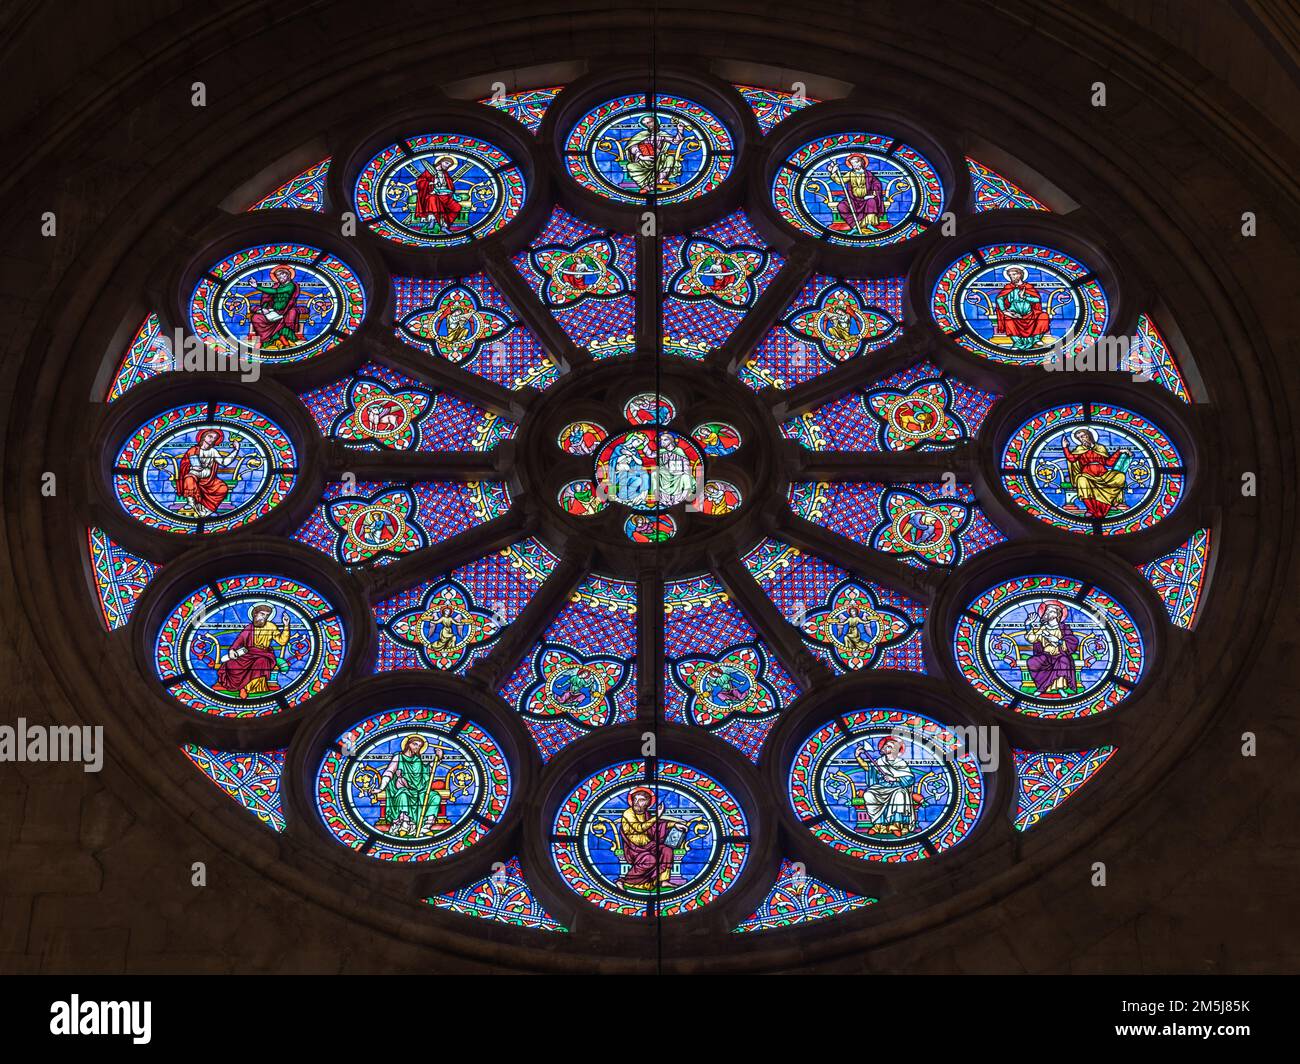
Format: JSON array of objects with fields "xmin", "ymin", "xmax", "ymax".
[{"xmin": 0, "ymin": 718, "xmax": 103, "ymax": 772}]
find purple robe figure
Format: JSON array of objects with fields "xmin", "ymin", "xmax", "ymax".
[{"xmin": 1024, "ymin": 600, "xmax": 1079, "ymax": 696}]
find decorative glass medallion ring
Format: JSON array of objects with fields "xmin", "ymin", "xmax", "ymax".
[
  {"xmin": 931, "ymin": 243, "xmax": 1110, "ymax": 364},
  {"xmin": 789, "ymin": 709, "xmax": 985, "ymax": 862},
  {"xmin": 353, "ymin": 133, "xmax": 526, "ymax": 248},
  {"xmin": 953, "ymin": 575, "xmax": 1145, "ymax": 718},
  {"xmin": 771, "ymin": 133, "xmax": 945, "ymax": 247},
  {"xmin": 593, "ymin": 429, "xmax": 704, "ymax": 511},
  {"xmin": 1000, "ymin": 402, "xmax": 1185, "ymax": 534},
  {"xmin": 112, "ymin": 402, "xmax": 297, "ymax": 534},
  {"xmin": 316, "ymin": 707, "xmax": 510, "ymax": 862},
  {"xmin": 154, "ymin": 574, "xmax": 345, "ymax": 717},
  {"xmin": 564, "ymin": 93, "xmax": 735, "ymax": 205},
  {"xmin": 550, "ymin": 759, "xmax": 749, "ymax": 917},
  {"xmin": 189, "ymin": 243, "xmax": 365, "ymax": 363}
]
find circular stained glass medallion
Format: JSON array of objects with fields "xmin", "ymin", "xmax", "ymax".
[
  {"xmin": 353, "ymin": 133, "xmax": 526, "ymax": 248},
  {"xmin": 789, "ymin": 709, "xmax": 985, "ymax": 861},
  {"xmin": 771, "ymin": 133, "xmax": 945, "ymax": 247},
  {"xmin": 316, "ymin": 707, "xmax": 511, "ymax": 862},
  {"xmin": 564, "ymin": 93, "xmax": 735, "ymax": 205},
  {"xmin": 593, "ymin": 429, "xmax": 704, "ymax": 511},
  {"xmin": 112, "ymin": 401, "xmax": 297, "ymax": 534},
  {"xmin": 953, "ymin": 575, "xmax": 1145, "ymax": 718},
  {"xmin": 154, "ymin": 574, "xmax": 345, "ymax": 717},
  {"xmin": 550, "ymin": 759, "xmax": 749, "ymax": 917},
  {"xmin": 1000, "ymin": 401, "xmax": 1185, "ymax": 534},
  {"xmin": 189, "ymin": 243, "xmax": 366, "ymax": 363},
  {"xmin": 931, "ymin": 243, "xmax": 1110, "ymax": 364}
]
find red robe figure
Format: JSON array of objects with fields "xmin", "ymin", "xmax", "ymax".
[
  {"xmin": 176, "ymin": 428, "xmax": 234, "ymax": 515},
  {"xmin": 415, "ymin": 156, "xmax": 462, "ymax": 232},
  {"xmin": 216, "ymin": 604, "xmax": 290, "ymax": 698}
]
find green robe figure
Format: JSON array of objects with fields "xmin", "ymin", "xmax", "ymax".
[
  {"xmin": 374, "ymin": 735, "xmax": 442, "ymax": 837},
  {"xmin": 247, "ymin": 265, "xmax": 302, "ymax": 350},
  {"xmin": 624, "ymin": 115, "xmax": 683, "ymax": 193}
]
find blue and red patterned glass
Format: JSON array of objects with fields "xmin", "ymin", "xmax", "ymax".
[
  {"xmin": 373, "ymin": 538, "xmax": 560, "ymax": 674},
  {"xmin": 661, "ymin": 211, "xmax": 784, "ymax": 360},
  {"xmin": 498, "ymin": 576, "xmax": 637, "ymax": 760},
  {"xmin": 394, "ymin": 273, "xmax": 559, "ymax": 391},
  {"xmin": 479, "ymin": 87, "xmax": 563, "ymax": 133},
  {"xmin": 248, "ymin": 157, "xmax": 330, "ymax": 211},
  {"xmin": 741, "ymin": 538, "xmax": 927, "ymax": 674},
  {"xmin": 300, "ymin": 361, "xmax": 513, "ymax": 452},
  {"xmin": 513, "ymin": 207, "xmax": 637, "ymax": 358},
  {"xmin": 292, "ymin": 480, "xmax": 511, "ymax": 568},
  {"xmin": 1137, "ymin": 528, "xmax": 1211, "ymax": 629},
  {"xmin": 663, "ymin": 573, "xmax": 803, "ymax": 760},
  {"xmin": 182, "ymin": 745, "xmax": 287, "ymax": 832},
  {"xmin": 788, "ymin": 481, "xmax": 1006, "ymax": 567},
  {"xmin": 734, "ymin": 858, "xmax": 875, "ymax": 932},
  {"xmin": 965, "ymin": 156, "xmax": 1048, "ymax": 213},
  {"xmin": 87, "ymin": 527, "xmax": 159, "ymax": 630},
  {"xmin": 741, "ymin": 274, "xmax": 904, "ymax": 391},
  {"xmin": 1012, "ymin": 746, "xmax": 1116, "ymax": 831},
  {"xmin": 426, "ymin": 855, "xmax": 567, "ymax": 930},
  {"xmin": 734, "ymin": 84, "xmax": 819, "ymax": 135}
]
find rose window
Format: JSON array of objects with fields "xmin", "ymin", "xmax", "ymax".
[{"xmin": 79, "ymin": 69, "xmax": 1215, "ymax": 956}]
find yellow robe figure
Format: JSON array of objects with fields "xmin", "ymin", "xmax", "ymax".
[{"xmin": 1063, "ymin": 439, "xmax": 1128, "ymax": 519}]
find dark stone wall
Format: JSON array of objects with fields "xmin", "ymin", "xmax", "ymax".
[{"xmin": 1, "ymin": 0, "xmax": 1298, "ymax": 973}]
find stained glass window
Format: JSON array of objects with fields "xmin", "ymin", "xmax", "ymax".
[
  {"xmin": 426, "ymin": 856, "xmax": 567, "ymax": 930},
  {"xmin": 551, "ymin": 758, "xmax": 748, "ymax": 917},
  {"xmin": 190, "ymin": 243, "xmax": 365, "ymax": 363},
  {"xmin": 248, "ymin": 157, "xmax": 330, "ymax": 211},
  {"xmin": 154, "ymin": 574, "xmax": 345, "ymax": 717},
  {"xmin": 664, "ymin": 573, "xmax": 802, "ymax": 760},
  {"xmin": 742, "ymin": 274, "xmax": 904, "ymax": 391},
  {"xmin": 734, "ymin": 859, "xmax": 875, "ymax": 932},
  {"xmin": 513, "ymin": 207, "xmax": 637, "ymax": 358},
  {"xmin": 772, "ymin": 133, "xmax": 944, "ymax": 246},
  {"xmin": 932, "ymin": 243, "xmax": 1109, "ymax": 364},
  {"xmin": 999, "ymin": 401, "xmax": 1185, "ymax": 534},
  {"xmin": 373, "ymin": 538, "xmax": 559, "ymax": 673},
  {"xmin": 395, "ymin": 274, "xmax": 559, "ymax": 391},
  {"xmin": 563, "ymin": 93, "xmax": 735, "ymax": 204},
  {"xmin": 781, "ymin": 361, "xmax": 997, "ymax": 451},
  {"xmin": 788, "ymin": 481, "xmax": 1006, "ymax": 567},
  {"xmin": 316, "ymin": 707, "xmax": 510, "ymax": 862},
  {"xmin": 734, "ymin": 85, "xmax": 819, "ymax": 134},
  {"xmin": 112, "ymin": 402, "xmax": 297, "ymax": 534},
  {"xmin": 742, "ymin": 538, "xmax": 927, "ymax": 674},
  {"xmin": 661, "ymin": 211, "xmax": 783, "ymax": 359},
  {"xmin": 1012, "ymin": 746, "xmax": 1116, "ymax": 831},
  {"xmin": 954, "ymin": 575, "xmax": 1145, "ymax": 718},
  {"xmin": 89, "ymin": 73, "xmax": 1215, "ymax": 955},
  {"xmin": 479, "ymin": 87, "xmax": 563, "ymax": 133},
  {"xmin": 353, "ymin": 134, "xmax": 525, "ymax": 247},
  {"xmin": 789, "ymin": 709, "xmax": 985, "ymax": 862},
  {"xmin": 965, "ymin": 156, "xmax": 1048, "ymax": 213},
  {"xmin": 300, "ymin": 362, "xmax": 511, "ymax": 451},
  {"xmin": 182, "ymin": 745, "xmax": 287, "ymax": 832},
  {"xmin": 291, "ymin": 480, "xmax": 511, "ymax": 568},
  {"xmin": 106, "ymin": 312, "xmax": 170, "ymax": 402},
  {"xmin": 1138, "ymin": 528, "xmax": 1211, "ymax": 629},
  {"xmin": 86, "ymin": 527, "xmax": 159, "ymax": 630}
]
